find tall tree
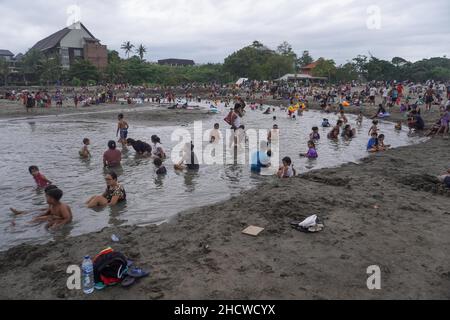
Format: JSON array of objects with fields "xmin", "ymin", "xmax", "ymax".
[
  {"xmin": 277, "ymin": 41, "xmax": 293, "ymax": 55},
  {"xmin": 38, "ymin": 54, "xmax": 62, "ymax": 85},
  {"xmin": 68, "ymin": 59, "xmax": 100, "ymax": 83},
  {"xmin": 121, "ymin": 41, "xmax": 135, "ymax": 59},
  {"xmin": 312, "ymin": 58, "xmax": 337, "ymax": 80},
  {"xmin": 136, "ymin": 44, "xmax": 147, "ymax": 61},
  {"xmin": 20, "ymin": 49, "xmax": 44, "ymax": 85},
  {"xmin": 352, "ymin": 55, "xmax": 369, "ymax": 79},
  {"xmin": 391, "ymin": 57, "xmax": 408, "ymax": 67},
  {"xmin": 297, "ymin": 50, "xmax": 314, "ymax": 69},
  {"xmin": 251, "ymin": 41, "xmax": 264, "ymax": 48}
]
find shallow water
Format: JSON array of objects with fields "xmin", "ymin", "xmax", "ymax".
[{"xmin": 0, "ymin": 104, "xmax": 425, "ymax": 251}]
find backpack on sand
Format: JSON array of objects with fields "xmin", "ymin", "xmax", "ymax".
[{"xmin": 93, "ymin": 248, "xmax": 128, "ymax": 285}]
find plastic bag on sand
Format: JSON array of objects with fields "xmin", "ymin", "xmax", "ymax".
[{"xmin": 299, "ymin": 215, "xmax": 318, "ymax": 228}]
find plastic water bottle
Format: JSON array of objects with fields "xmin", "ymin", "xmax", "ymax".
[{"xmin": 82, "ymin": 256, "xmax": 94, "ymax": 294}]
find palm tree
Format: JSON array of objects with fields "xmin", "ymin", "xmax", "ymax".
[
  {"xmin": 121, "ymin": 41, "xmax": 135, "ymax": 59},
  {"xmin": 136, "ymin": 44, "xmax": 147, "ymax": 61}
]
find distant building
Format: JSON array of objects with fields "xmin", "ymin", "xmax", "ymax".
[
  {"xmin": 158, "ymin": 58, "xmax": 195, "ymax": 67},
  {"xmin": 0, "ymin": 50, "xmax": 14, "ymax": 62},
  {"xmin": 30, "ymin": 22, "xmax": 108, "ymax": 70},
  {"xmin": 0, "ymin": 50, "xmax": 21, "ymax": 74},
  {"xmin": 300, "ymin": 62, "xmax": 319, "ymax": 76}
]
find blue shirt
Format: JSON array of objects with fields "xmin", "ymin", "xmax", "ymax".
[{"xmin": 367, "ymin": 138, "xmax": 377, "ymax": 150}]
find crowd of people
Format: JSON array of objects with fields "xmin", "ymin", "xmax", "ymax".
[{"xmin": 6, "ymin": 78, "xmax": 450, "ymax": 232}]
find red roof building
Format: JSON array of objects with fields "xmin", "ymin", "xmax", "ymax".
[{"xmin": 300, "ymin": 62, "xmax": 319, "ymax": 76}]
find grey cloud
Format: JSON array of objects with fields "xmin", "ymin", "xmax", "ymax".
[{"xmin": 0, "ymin": 0, "xmax": 448, "ymax": 63}]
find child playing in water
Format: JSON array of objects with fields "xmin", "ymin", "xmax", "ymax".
[
  {"xmin": 310, "ymin": 127, "xmax": 320, "ymax": 140},
  {"xmin": 11, "ymin": 186, "xmax": 72, "ymax": 230},
  {"xmin": 367, "ymin": 132, "xmax": 378, "ymax": 152},
  {"xmin": 29, "ymin": 166, "xmax": 52, "ymax": 188},
  {"xmin": 327, "ymin": 120, "xmax": 343, "ymax": 139},
  {"xmin": 322, "ymin": 118, "xmax": 331, "ymax": 128},
  {"xmin": 79, "ymin": 138, "xmax": 91, "ymax": 159},
  {"xmin": 209, "ymin": 123, "xmax": 222, "ymax": 144},
  {"xmin": 338, "ymin": 110, "xmax": 348, "ymax": 124},
  {"xmin": 154, "ymin": 157, "xmax": 167, "ymax": 175},
  {"xmin": 277, "ymin": 156, "xmax": 296, "ymax": 178},
  {"xmin": 368, "ymin": 120, "xmax": 379, "ymax": 136},
  {"xmin": 300, "ymin": 140, "xmax": 318, "ymax": 159},
  {"xmin": 116, "ymin": 114, "xmax": 129, "ymax": 146},
  {"xmin": 377, "ymin": 134, "xmax": 391, "ymax": 151},
  {"xmin": 356, "ymin": 112, "xmax": 363, "ymax": 126}
]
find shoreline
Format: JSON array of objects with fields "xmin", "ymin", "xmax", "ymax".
[
  {"xmin": 0, "ymin": 96, "xmax": 448, "ymax": 299},
  {"xmin": 0, "ymin": 131, "xmax": 448, "ymax": 299}
]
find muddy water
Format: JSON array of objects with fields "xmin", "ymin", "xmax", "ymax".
[{"xmin": 0, "ymin": 105, "xmax": 425, "ymax": 251}]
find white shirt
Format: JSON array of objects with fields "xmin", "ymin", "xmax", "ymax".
[
  {"xmin": 210, "ymin": 129, "xmax": 222, "ymax": 143},
  {"xmin": 232, "ymin": 113, "xmax": 241, "ymax": 128},
  {"xmin": 152, "ymin": 142, "xmax": 165, "ymax": 156}
]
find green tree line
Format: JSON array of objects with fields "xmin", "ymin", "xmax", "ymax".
[{"xmin": 1, "ymin": 40, "xmax": 449, "ymax": 87}]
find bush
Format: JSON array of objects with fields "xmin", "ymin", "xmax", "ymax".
[{"xmin": 71, "ymin": 77, "xmax": 82, "ymax": 87}]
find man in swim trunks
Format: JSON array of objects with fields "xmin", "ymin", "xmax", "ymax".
[{"xmin": 116, "ymin": 114, "xmax": 129, "ymax": 146}]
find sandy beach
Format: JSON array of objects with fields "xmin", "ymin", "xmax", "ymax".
[
  {"xmin": 0, "ymin": 100, "xmax": 213, "ymax": 126},
  {"xmin": 0, "ymin": 95, "xmax": 448, "ymax": 300}
]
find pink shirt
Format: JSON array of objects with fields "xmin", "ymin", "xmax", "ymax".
[{"xmin": 34, "ymin": 173, "xmax": 50, "ymax": 188}]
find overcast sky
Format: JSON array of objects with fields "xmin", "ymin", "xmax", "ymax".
[{"xmin": 1, "ymin": 0, "xmax": 449, "ymax": 64}]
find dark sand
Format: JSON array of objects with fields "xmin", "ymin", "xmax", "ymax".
[
  {"xmin": 0, "ymin": 100, "xmax": 213, "ymax": 126},
  {"xmin": 0, "ymin": 98, "xmax": 449, "ymax": 300}
]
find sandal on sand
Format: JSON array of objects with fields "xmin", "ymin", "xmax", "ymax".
[
  {"xmin": 121, "ymin": 276, "xmax": 136, "ymax": 288},
  {"xmin": 127, "ymin": 267, "xmax": 150, "ymax": 279}
]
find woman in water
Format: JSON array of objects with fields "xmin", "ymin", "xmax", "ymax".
[
  {"xmin": 341, "ymin": 124, "xmax": 356, "ymax": 139},
  {"xmin": 103, "ymin": 140, "xmax": 122, "ymax": 168},
  {"xmin": 86, "ymin": 171, "xmax": 126, "ymax": 208},
  {"xmin": 151, "ymin": 135, "xmax": 166, "ymax": 159},
  {"xmin": 327, "ymin": 120, "xmax": 343, "ymax": 139}
]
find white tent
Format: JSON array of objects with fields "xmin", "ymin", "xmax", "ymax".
[
  {"xmin": 276, "ymin": 73, "xmax": 327, "ymax": 81},
  {"xmin": 236, "ymin": 78, "xmax": 249, "ymax": 85}
]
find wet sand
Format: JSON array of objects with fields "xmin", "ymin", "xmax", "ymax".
[
  {"xmin": 0, "ymin": 100, "xmax": 213, "ymax": 126},
  {"xmin": 0, "ymin": 97, "xmax": 449, "ymax": 300}
]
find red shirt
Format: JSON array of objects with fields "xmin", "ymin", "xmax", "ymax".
[{"xmin": 103, "ymin": 149, "xmax": 122, "ymax": 167}]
